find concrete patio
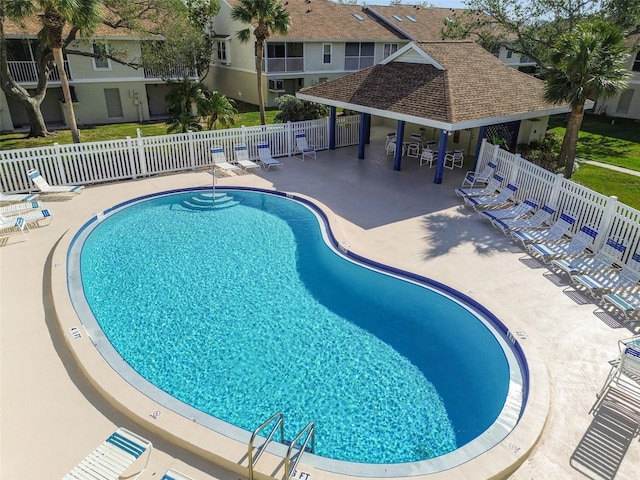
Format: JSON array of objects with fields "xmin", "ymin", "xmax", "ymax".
[{"xmin": 1, "ymin": 133, "xmax": 639, "ymax": 480}]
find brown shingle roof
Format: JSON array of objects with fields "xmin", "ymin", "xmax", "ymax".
[{"xmin": 298, "ymin": 41, "xmax": 566, "ymax": 127}]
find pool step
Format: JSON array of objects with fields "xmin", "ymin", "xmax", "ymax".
[{"xmin": 180, "ymin": 192, "xmax": 240, "ymax": 210}]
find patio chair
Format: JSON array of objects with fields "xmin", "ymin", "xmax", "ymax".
[
  {"xmin": 551, "ymin": 237, "xmax": 627, "ymax": 276},
  {"xmin": 571, "ymin": 252, "xmax": 640, "ymax": 297},
  {"xmin": 211, "ymin": 146, "xmax": 240, "ymax": 174},
  {"xmin": 0, "ymin": 189, "xmax": 39, "ymax": 204},
  {"xmin": 0, "ymin": 208, "xmax": 53, "ymax": 229},
  {"xmin": 419, "ymin": 148, "xmax": 436, "ymax": 167},
  {"xmin": 527, "ymin": 225, "xmax": 598, "ymax": 263},
  {"xmin": 62, "ymin": 427, "xmax": 152, "ymax": 480},
  {"xmin": 444, "ymin": 149, "xmax": 464, "ymax": 169},
  {"xmin": 162, "ymin": 468, "xmax": 196, "ymax": 480},
  {"xmin": 233, "ymin": 144, "xmax": 260, "ymax": 171},
  {"xmin": 511, "ymin": 212, "xmax": 576, "ymax": 245},
  {"xmin": 455, "ymin": 173, "xmax": 504, "ymax": 197},
  {"xmin": 478, "ymin": 199, "xmax": 538, "ymax": 222},
  {"xmin": 464, "ymin": 183, "xmax": 518, "ymax": 210},
  {"xmin": 406, "ymin": 133, "xmax": 422, "ymax": 158},
  {"xmin": 592, "ymin": 337, "xmax": 640, "ymax": 414},
  {"xmin": 27, "ymin": 169, "xmax": 84, "ymax": 195},
  {"xmin": 0, "ymin": 200, "xmax": 42, "ymax": 215},
  {"xmin": 491, "ymin": 204, "xmax": 556, "ymax": 234},
  {"xmin": 257, "ymin": 142, "xmax": 284, "ymax": 170},
  {"xmin": 461, "ymin": 161, "xmax": 497, "ymax": 188},
  {"xmin": 602, "ymin": 291, "xmax": 640, "ymax": 321},
  {"xmin": 0, "ymin": 216, "xmax": 27, "ymax": 242},
  {"xmin": 385, "ymin": 137, "xmax": 397, "ymax": 156},
  {"xmin": 294, "ymin": 132, "xmax": 317, "ymax": 160}
]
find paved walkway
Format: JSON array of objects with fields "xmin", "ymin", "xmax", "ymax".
[
  {"xmin": 577, "ymin": 158, "xmax": 640, "ymax": 177},
  {"xmin": 2, "ymin": 134, "xmax": 639, "ymax": 479}
]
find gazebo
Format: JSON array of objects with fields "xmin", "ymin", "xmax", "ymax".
[{"xmin": 297, "ymin": 41, "xmax": 574, "ymax": 183}]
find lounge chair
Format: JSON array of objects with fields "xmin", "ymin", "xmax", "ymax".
[
  {"xmin": 592, "ymin": 337, "xmax": 640, "ymax": 414},
  {"xmin": 454, "ymin": 173, "xmax": 504, "ymax": 197},
  {"xmin": 0, "ymin": 200, "xmax": 42, "ymax": 214},
  {"xmin": 461, "ymin": 161, "xmax": 497, "ymax": 188},
  {"xmin": 211, "ymin": 146, "xmax": 240, "ymax": 174},
  {"xmin": 491, "ymin": 204, "xmax": 557, "ymax": 234},
  {"xmin": 511, "ymin": 212, "xmax": 576, "ymax": 245},
  {"xmin": 27, "ymin": 169, "xmax": 84, "ymax": 195},
  {"xmin": 464, "ymin": 183, "xmax": 518, "ymax": 210},
  {"xmin": 602, "ymin": 291, "xmax": 640, "ymax": 321},
  {"xmin": 0, "ymin": 216, "xmax": 27, "ymax": 242},
  {"xmin": 0, "ymin": 208, "xmax": 53, "ymax": 229},
  {"xmin": 478, "ymin": 199, "xmax": 538, "ymax": 222},
  {"xmin": 162, "ymin": 468, "xmax": 196, "ymax": 480},
  {"xmin": 233, "ymin": 144, "xmax": 260, "ymax": 171},
  {"xmin": 63, "ymin": 427, "xmax": 152, "ymax": 480},
  {"xmin": 0, "ymin": 190, "xmax": 39, "ymax": 204},
  {"xmin": 527, "ymin": 225, "xmax": 597, "ymax": 263},
  {"xmin": 257, "ymin": 143, "xmax": 284, "ymax": 170},
  {"xmin": 294, "ymin": 132, "xmax": 317, "ymax": 160},
  {"xmin": 572, "ymin": 252, "xmax": 640, "ymax": 297},
  {"xmin": 551, "ymin": 237, "xmax": 627, "ymax": 276}
]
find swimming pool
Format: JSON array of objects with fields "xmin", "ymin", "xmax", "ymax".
[{"xmin": 67, "ymin": 187, "xmax": 527, "ymax": 476}]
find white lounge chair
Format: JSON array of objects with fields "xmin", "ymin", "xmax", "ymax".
[
  {"xmin": 27, "ymin": 169, "xmax": 84, "ymax": 195},
  {"xmin": 478, "ymin": 199, "xmax": 538, "ymax": 222},
  {"xmin": 461, "ymin": 161, "xmax": 497, "ymax": 188},
  {"xmin": 211, "ymin": 146, "xmax": 240, "ymax": 174},
  {"xmin": 0, "ymin": 200, "xmax": 42, "ymax": 215},
  {"xmin": 294, "ymin": 132, "xmax": 317, "ymax": 160},
  {"xmin": 491, "ymin": 204, "xmax": 556, "ymax": 234},
  {"xmin": 0, "ymin": 189, "xmax": 39, "ymax": 204},
  {"xmin": 527, "ymin": 225, "xmax": 597, "ymax": 263},
  {"xmin": 162, "ymin": 468, "xmax": 196, "ymax": 480},
  {"xmin": 511, "ymin": 212, "xmax": 576, "ymax": 245},
  {"xmin": 592, "ymin": 337, "xmax": 640, "ymax": 414},
  {"xmin": 602, "ymin": 291, "xmax": 640, "ymax": 321},
  {"xmin": 233, "ymin": 144, "xmax": 260, "ymax": 171},
  {"xmin": 572, "ymin": 252, "xmax": 640, "ymax": 297},
  {"xmin": 63, "ymin": 427, "xmax": 152, "ymax": 480},
  {"xmin": 464, "ymin": 183, "xmax": 518, "ymax": 210},
  {"xmin": 0, "ymin": 216, "xmax": 27, "ymax": 242},
  {"xmin": 0, "ymin": 208, "xmax": 53, "ymax": 229},
  {"xmin": 454, "ymin": 173, "xmax": 504, "ymax": 197},
  {"xmin": 551, "ymin": 237, "xmax": 627, "ymax": 276},
  {"xmin": 257, "ymin": 143, "xmax": 283, "ymax": 170}
]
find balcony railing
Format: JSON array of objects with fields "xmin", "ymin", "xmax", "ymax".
[
  {"xmin": 8, "ymin": 60, "xmax": 71, "ymax": 83},
  {"xmin": 143, "ymin": 64, "xmax": 198, "ymax": 79},
  {"xmin": 266, "ymin": 58, "xmax": 304, "ymax": 73}
]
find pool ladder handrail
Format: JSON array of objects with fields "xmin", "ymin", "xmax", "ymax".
[
  {"xmin": 248, "ymin": 411, "xmax": 284, "ymax": 480},
  {"xmin": 284, "ymin": 422, "xmax": 315, "ymax": 479}
]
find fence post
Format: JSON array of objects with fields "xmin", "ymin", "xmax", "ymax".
[
  {"xmin": 188, "ymin": 130, "xmax": 196, "ymax": 170},
  {"xmin": 596, "ymin": 195, "xmax": 619, "ymax": 249},
  {"xmin": 287, "ymin": 121, "xmax": 293, "ymax": 157},
  {"xmin": 126, "ymin": 136, "xmax": 138, "ymax": 180},
  {"xmin": 509, "ymin": 153, "xmax": 522, "ymax": 185},
  {"xmin": 53, "ymin": 142, "xmax": 67, "ymax": 184},
  {"xmin": 136, "ymin": 128, "xmax": 147, "ymax": 177},
  {"xmin": 242, "ymin": 125, "xmax": 248, "ymax": 149},
  {"xmin": 548, "ymin": 173, "xmax": 564, "ymax": 208}
]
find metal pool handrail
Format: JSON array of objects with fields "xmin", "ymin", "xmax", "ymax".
[
  {"xmin": 248, "ymin": 411, "xmax": 284, "ymax": 480},
  {"xmin": 285, "ymin": 422, "xmax": 315, "ymax": 479}
]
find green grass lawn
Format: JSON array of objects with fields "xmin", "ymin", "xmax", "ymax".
[{"xmin": 573, "ymin": 163, "xmax": 640, "ymax": 210}]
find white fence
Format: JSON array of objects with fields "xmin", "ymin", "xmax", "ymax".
[
  {"xmin": 476, "ymin": 139, "xmax": 640, "ymax": 265},
  {"xmin": 0, "ymin": 115, "xmax": 361, "ymax": 193}
]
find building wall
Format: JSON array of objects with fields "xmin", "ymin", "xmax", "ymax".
[
  {"xmin": 68, "ymin": 82, "xmax": 150, "ymax": 125},
  {"xmin": 0, "ymin": 91, "xmax": 14, "ymax": 132},
  {"xmin": 66, "ymin": 39, "xmax": 145, "ymax": 81}
]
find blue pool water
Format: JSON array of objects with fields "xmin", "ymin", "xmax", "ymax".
[{"xmin": 74, "ymin": 188, "xmax": 520, "ymax": 466}]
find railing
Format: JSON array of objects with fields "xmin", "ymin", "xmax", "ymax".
[
  {"xmin": 248, "ymin": 412, "xmax": 284, "ymax": 480},
  {"xmin": 284, "ymin": 422, "xmax": 315, "ymax": 480},
  {"xmin": 267, "ymin": 57, "xmax": 304, "ymax": 73},
  {"xmin": 7, "ymin": 60, "xmax": 71, "ymax": 83},
  {"xmin": 143, "ymin": 64, "xmax": 198, "ymax": 79}
]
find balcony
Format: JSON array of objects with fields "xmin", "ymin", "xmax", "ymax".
[
  {"xmin": 143, "ymin": 64, "xmax": 198, "ymax": 79},
  {"xmin": 266, "ymin": 58, "xmax": 304, "ymax": 73},
  {"xmin": 8, "ymin": 60, "xmax": 71, "ymax": 83}
]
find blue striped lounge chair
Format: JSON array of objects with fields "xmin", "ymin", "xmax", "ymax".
[
  {"xmin": 461, "ymin": 161, "xmax": 497, "ymax": 188},
  {"xmin": 0, "ymin": 209, "xmax": 53, "ymax": 229},
  {"xmin": 27, "ymin": 169, "xmax": 84, "ymax": 195},
  {"xmin": 0, "ymin": 200, "xmax": 42, "ymax": 215},
  {"xmin": 162, "ymin": 468, "xmax": 195, "ymax": 480},
  {"xmin": 551, "ymin": 237, "xmax": 627, "ymax": 276},
  {"xmin": 511, "ymin": 212, "xmax": 576, "ymax": 245},
  {"xmin": 602, "ymin": 291, "xmax": 640, "ymax": 321},
  {"xmin": 592, "ymin": 337, "xmax": 640, "ymax": 413},
  {"xmin": 571, "ymin": 252, "xmax": 640, "ymax": 297},
  {"xmin": 257, "ymin": 143, "xmax": 284, "ymax": 170},
  {"xmin": 455, "ymin": 173, "xmax": 503, "ymax": 197},
  {"xmin": 478, "ymin": 199, "xmax": 538, "ymax": 222},
  {"xmin": 464, "ymin": 183, "xmax": 518, "ymax": 210},
  {"xmin": 63, "ymin": 427, "xmax": 152, "ymax": 480},
  {"xmin": 0, "ymin": 191, "xmax": 39, "ymax": 205},
  {"xmin": 233, "ymin": 144, "xmax": 260, "ymax": 171},
  {"xmin": 294, "ymin": 133, "xmax": 317, "ymax": 160},
  {"xmin": 491, "ymin": 204, "xmax": 556, "ymax": 234},
  {"xmin": 527, "ymin": 225, "xmax": 598, "ymax": 263},
  {"xmin": 0, "ymin": 216, "xmax": 27, "ymax": 242},
  {"xmin": 211, "ymin": 146, "xmax": 240, "ymax": 173}
]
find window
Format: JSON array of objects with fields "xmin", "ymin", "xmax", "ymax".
[
  {"xmin": 323, "ymin": 44, "xmax": 332, "ymax": 64},
  {"xmin": 506, "ymin": 48, "xmax": 513, "ymax": 59},
  {"xmin": 104, "ymin": 88, "xmax": 123, "ymax": 117},
  {"xmin": 616, "ymin": 89, "xmax": 635, "ymax": 114},
  {"xmin": 92, "ymin": 42, "xmax": 110, "ymax": 69},
  {"xmin": 216, "ymin": 41, "xmax": 227, "ymax": 62},
  {"xmin": 266, "ymin": 42, "xmax": 303, "ymax": 72},
  {"xmin": 383, "ymin": 43, "xmax": 398, "ymax": 59},
  {"xmin": 633, "ymin": 51, "xmax": 640, "ymax": 72},
  {"xmin": 344, "ymin": 42, "xmax": 374, "ymax": 70},
  {"xmin": 353, "ymin": 13, "xmax": 364, "ymax": 21},
  {"xmin": 392, "ymin": 15, "xmax": 403, "ymax": 22}
]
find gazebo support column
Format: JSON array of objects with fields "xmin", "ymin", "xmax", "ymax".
[
  {"xmin": 329, "ymin": 106, "xmax": 337, "ymax": 150},
  {"xmin": 433, "ymin": 129, "xmax": 449, "ymax": 184},
  {"xmin": 473, "ymin": 125, "xmax": 487, "ymax": 170},
  {"xmin": 364, "ymin": 113, "xmax": 371, "ymax": 144},
  {"xmin": 358, "ymin": 112, "xmax": 366, "ymax": 159},
  {"xmin": 393, "ymin": 120, "xmax": 405, "ymax": 171}
]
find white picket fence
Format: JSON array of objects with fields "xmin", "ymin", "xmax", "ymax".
[
  {"xmin": 0, "ymin": 115, "xmax": 361, "ymax": 192},
  {"xmin": 475, "ymin": 139, "xmax": 640, "ymax": 265}
]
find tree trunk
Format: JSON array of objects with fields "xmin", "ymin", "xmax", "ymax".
[
  {"xmin": 53, "ymin": 47, "xmax": 80, "ymax": 143},
  {"xmin": 255, "ymin": 41, "xmax": 266, "ymax": 126},
  {"xmin": 558, "ymin": 103, "xmax": 585, "ymax": 179}
]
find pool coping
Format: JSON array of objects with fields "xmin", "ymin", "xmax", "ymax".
[{"xmin": 53, "ymin": 186, "xmax": 551, "ymax": 480}]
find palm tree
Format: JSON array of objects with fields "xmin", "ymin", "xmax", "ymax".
[
  {"xmin": 165, "ymin": 77, "xmax": 208, "ymax": 133},
  {"xmin": 543, "ymin": 19, "xmax": 630, "ymax": 178},
  {"xmin": 231, "ymin": 0, "xmax": 290, "ymax": 125},
  {"xmin": 199, "ymin": 91, "xmax": 237, "ymax": 130},
  {"xmin": 6, "ymin": 0, "xmax": 101, "ymax": 143}
]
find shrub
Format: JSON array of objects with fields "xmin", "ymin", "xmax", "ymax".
[{"xmin": 273, "ymin": 95, "xmax": 330, "ymax": 123}]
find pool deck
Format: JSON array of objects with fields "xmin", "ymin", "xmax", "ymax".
[{"xmin": 2, "ymin": 132, "xmax": 639, "ymax": 480}]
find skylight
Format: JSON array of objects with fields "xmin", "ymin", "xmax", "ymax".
[
  {"xmin": 406, "ymin": 15, "xmax": 417, "ymax": 22},
  {"xmin": 353, "ymin": 13, "xmax": 364, "ymax": 21},
  {"xmin": 392, "ymin": 15, "xmax": 403, "ymax": 22}
]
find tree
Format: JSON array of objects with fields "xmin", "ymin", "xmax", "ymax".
[
  {"xmin": 543, "ymin": 19, "xmax": 630, "ymax": 178},
  {"xmin": 199, "ymin": 91, "xmax": 237, "ymax": 130},
  {"xmin": 165, "ymin": 77, "xmax": 207, "ymax": 133},
  {"xmin": 231, "ymin": 0, "xmax": 291, "ymax": 125},
  {"xmin": 273, "ymin": 94, "xmax": 329, "ymax": 123}
]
